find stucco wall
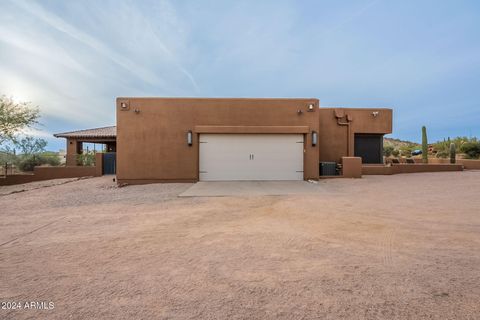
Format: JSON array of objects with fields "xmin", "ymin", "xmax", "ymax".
[
  {"xmin": 318, "ymin": 108, "xmax": 393, "ymax": 163},
  {"xmin": 412, "ymin": 158, "xmax": 480, "ymax": 169},
  {"xmin": 0, "ymin": 153, "xmax": 103, "ymax": 186},
  {"xmin": 342, "ymin": 157, "xmax": 362, "ymax": 178},
  {"xmin": 362, "ymin": 163, "xmax": 464, "ymax": 175},
  {"xmin": 116, "ymin": 98, "xmax": 320, "ymax": 183}
]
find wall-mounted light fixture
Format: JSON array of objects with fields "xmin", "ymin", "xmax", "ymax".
[
  {"xmin": 120, "ymin": 102, "xmax": 129, "ymax": 111},
  {"xmin": 187, "ymin": 130, "xmax": 193, "ymax": 146},
  {"xmin": 307, "ymin": 104, "xmax": 315, "ymax": 112},
  {"xmin": 312, "ymin": 131, "xmax": 318, "ymax": 146},
  {"xmin": 372, "ymin": 111, "xmax": 379, "ymax": 117}
]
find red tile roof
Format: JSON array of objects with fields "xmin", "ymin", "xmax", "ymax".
[{"xmin": 54, "ymin": 126, "xmax": 116, "ymax": 139}]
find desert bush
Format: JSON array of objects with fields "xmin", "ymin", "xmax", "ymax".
[
  {"xmin": 17, "ymin": 154, "xmax": 60, "ymax": 171},
  {"xmin": 460, "ymin": 142, "xmax": 480, "ymax": 159},
  {"xmin": 391, "ymin": 149, "xmax": 400, "ymax": 157},
  {"xmin": 76, "ymin": 152, "xmax": 96, "ymax": 166},
  {"xmin": 383, "ymin": 146, "xmax": 394, "ymax": 157},
  {"xmin": 0, "ymin": 150, "xmax": 16, "ymax": 164},
  {"xmin": 400, "ymin": 146, "xmax": 413, "ymax": 157},
  {"xmin": 41, "ymin": 153, "xmax": 60, "ymax": 166},
  {"xmin": 18, "ymin": 155, "xmax": 42, "ymax": 171},
  {"xmin": 436, "ymin": 150, "xmax": 448, "ymax": 158}
]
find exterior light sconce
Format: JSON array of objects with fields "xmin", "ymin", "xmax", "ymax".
[
  {"xmin": 187, "ymin": 130, "xmax": 193, "ymax": 146},
  {"xmin": 134, "ymin": 108, "xmax": 140, "ymax": 114},
  {"xmin": 372, "ymin": 111, "xmax": 379, "ymax": 117},
  {"xmin": 312, "ymin": 131, "xmax": 318, "ymax": 146},
  {"xmin": 307, "ymin": 104, "xmax": 315, "ymax": 112},
  {"xmin": 120, "ymin": 102, "xmax": 130, "ymax": 111}
]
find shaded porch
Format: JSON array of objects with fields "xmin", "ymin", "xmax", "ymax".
[{"xmin": 53, "ymin": 126, "xmax": 116, "ymax": 170}]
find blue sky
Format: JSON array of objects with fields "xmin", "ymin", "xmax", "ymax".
[{"xmin": 1, "ymin": 0, "xmax": 479, "ymax": 151}]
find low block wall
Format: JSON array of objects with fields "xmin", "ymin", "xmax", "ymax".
[
  {"xmin": 460, "ymin": 159, "xmax": 480, "ymax": 169},
  {"xmin": 362, "ymin": 165, "xmax": 393, "ymax": 175},
  {"xmin": 0, "ymin": 153, "xmax": 104, "ymax": 186},
  {"xmin": 0, "ymin": 166, "xmax": 99, "ymax": 186},
  {"xmin": 409, "ymin": 158, "xmax": 480, "ymax": 169},
  {"xmin": 0, "ymin": 173, "xmax": 37, "ymax": 185},
  {"xmin": 342, "ymin": 157, "xmax": 362, "ymax": 178},
  {"xmin": 363, "ymin": 163, "xmax": 464, "ymax": 175}
]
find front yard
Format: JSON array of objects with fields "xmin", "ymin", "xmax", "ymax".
[{"xmin": 1, "ymin": 172, "xmax": 479, "ymax": 319}]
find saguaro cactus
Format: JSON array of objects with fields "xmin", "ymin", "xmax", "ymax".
[
  {"xmin": 450, "ymin": 143, "xmax": 456, "ymax": 164},
  {"xmin": 422, "ymin": 126, "xmax": 428, "ymax": 163}
]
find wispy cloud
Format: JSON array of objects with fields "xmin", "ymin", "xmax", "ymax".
[
  {"xmin": 21, "ymin": 127, "xmax": 53, "ymax": 139},
  {"xmin": 10, "ymin": 0, "xmax": 172, "ymax": 90},
  {"xmin": 0, "ymin": 0, "xmax": 479, "ymax": 150},
  {"xmin": 0, "ymin": 0, "xmax": 200, "ymax": 150}
]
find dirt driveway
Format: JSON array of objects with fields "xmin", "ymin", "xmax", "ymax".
[{"xmin": 1, "ymin": 172, "xmax": 479, "ymax": 319}]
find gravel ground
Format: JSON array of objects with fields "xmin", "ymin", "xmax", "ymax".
[
  {"xmin": 0, "ymin": 172, "xmax": 479, "ymax": 319},
  {"xmin": 0, "ymin": 178, "xmax": 82, "ymax": 196}
]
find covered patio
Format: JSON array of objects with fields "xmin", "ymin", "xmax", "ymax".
[{"xmin": 53, "ymin": 126, "xmax": 116, "ymax": 167}]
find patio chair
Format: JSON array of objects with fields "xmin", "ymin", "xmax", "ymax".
[
  {"xmin": 391, "ymin": 158, "xmax": 401, "ymax": 164},
  {"xmin": 406, "ymin": 158, "xmax": 416, "ymax": 164}
]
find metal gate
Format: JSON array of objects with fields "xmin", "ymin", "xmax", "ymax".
[
  {"xmin": 354, "ymin": 134, "xmax": 383, "ymax": 164},
  {"xmin": 102, "ymin": 152, "xmax": 116, "ymax": 175}
]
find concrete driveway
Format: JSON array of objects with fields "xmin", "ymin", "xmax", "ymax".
[{"xmin": 179, "ymin": 180, "xmax": 320, "ymax": 197}]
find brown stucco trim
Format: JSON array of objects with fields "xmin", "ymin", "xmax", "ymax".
[{"xmin": 194, "ymin": 125, "xmax": 310, "ymax": 134}]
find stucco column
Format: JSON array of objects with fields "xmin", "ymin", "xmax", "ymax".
[
  {"xmin": 66, "ymin": 139, "xmax": 82, "ymax": 166},
  {"xmin": 95, "ymin": 152, "xmax": 103, "ymax": 176}
]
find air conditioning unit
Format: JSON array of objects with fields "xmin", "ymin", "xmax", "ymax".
[{"xmin": 320, "ymin": 162, "xmax": 337, "ymax": 176}]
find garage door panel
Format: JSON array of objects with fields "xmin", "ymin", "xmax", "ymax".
[{"xmin": 199, "ymin": 134, "xmax": 303, "ymax": 181}]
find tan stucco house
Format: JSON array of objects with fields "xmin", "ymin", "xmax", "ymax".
[{"xmin": 55, "ymin": 97, "xmax": 394, "ymax": 184}]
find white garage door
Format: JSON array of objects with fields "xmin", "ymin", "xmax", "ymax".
[{"xmin": 199, "ymin": 134, "xmax": 304, "ymax": 181}]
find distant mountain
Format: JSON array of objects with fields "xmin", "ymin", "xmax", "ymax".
[{"xmin": 384, "ymin": 137, "xmax": 420, "ymax": 149}]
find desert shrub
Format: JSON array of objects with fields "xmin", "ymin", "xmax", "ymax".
[
  {"xmin": 18, "ymin": 155, "xmax": 42, "ymax": 171},
  {"xmin": 400, "ymin": 146, "xmax": 412, "ymax": 157},
  {"xmin": 391, "ymin": 149, "xmax": 400, "ymax": 157},
  {"xmin": 460, "ymin": 142, "xmax": 480, "ymax": 159},
  {"xmin": 0, "ymin": 150, "xmax": 16, "ymax": 164},
  {"xmin": 383, "ymin": 146, "xmax": 394, "ymax": 157},
  {"xmin": 42, "ymin": 155, "xmax": 60, "ymax": 166},
  {"xmin": 17, "ymin": 154, "xmax": 61, "ymax": 171},
  {"xmin": 76, "ymin": 152, "xmax": 96, "ymax": 166},
  {"xmin": 436, "ymin": 150, "xmax": 448, "ymax": 158},
  {"xmin": 39, "ymin": 152, "xmax": 60, "ymax": 166}
]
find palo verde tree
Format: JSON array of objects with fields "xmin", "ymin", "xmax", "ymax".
[
  {"xmin": 421, "ymin": 126, "xmax": 428, "ymax": 163},
  {"xmin": 0, "ymin": 95, "xmax": 40, "ymax": 146}
]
